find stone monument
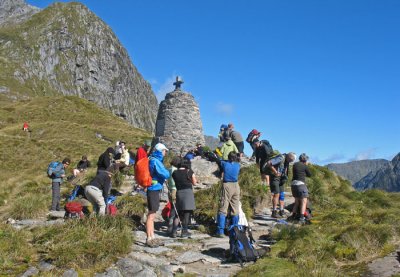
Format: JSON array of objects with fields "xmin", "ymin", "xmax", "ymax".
[{"xmin": 154, "ymin": 76, "xmax": 205, "ymax": 155}]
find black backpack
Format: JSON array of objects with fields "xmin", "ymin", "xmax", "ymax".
[
  {"xmin": 261, "ymin": 140, "xmax": 274, "ymax": 159},
  {"xmin": 229, "ymin": 225, "xmax": 259, "ymax": 266}
]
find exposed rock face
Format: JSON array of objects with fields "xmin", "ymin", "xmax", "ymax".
[
  {"xmin": 0, "ymin": 1, "xmax": 158, "ymax": 132},
  {"xmin": 326, "ymin": 159, "xmax": 389, "ymax": 185},
  {"xmin": 154, "ymin": 83, "xmax": 205, "ymax": 154},
  {"xmin": 204, "ymin": 135, "xmax": 220, "ymax": 150},
  {"xmin": 0, "ymin": 0, "xmax": 39, "ymax": 26},
  {"xmin": 354, "ymin": 153, "xmax": 400, "ymax": 192}
]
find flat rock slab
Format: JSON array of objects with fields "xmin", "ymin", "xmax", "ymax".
[
  {"xmin": 186, "ymin": 233, "xmax": 211, "ymax": 240},
  {"xmin": 48, "ymin": 211, "xmax": 66, "ymax": 218},
  {"xmin": 176, "ymin": 251, "xmax": 221, "ymax": 264},
  {"xmin": 95, "ymin": 268, "xmax": 123, "ymax": 277},
  {"xmin": 38, "ymin": 261, "xmax": 55, "ymax": 272},
  {"xmin": 367, "ymin": 251, "xmax": 400, "ymax": 277},
  {"xmin": 129, "ymin": 252, "xmax": 168, "ymax": 268},
  {"xmin": 202, "ymin": 237, "xmax": 230, "ymax": 251},
  {"xmin": 134, "ymin": 244, "xmax": 171, "ymax": 255},
  {"xmin": 63, "ymin": 269, "xmax": 78, "ymax": 277},
  {"xmin": 20, "ymin": 266, "xmax": 39, "ymax": 277}
]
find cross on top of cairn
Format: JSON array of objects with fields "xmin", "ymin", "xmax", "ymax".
[{"xmin": 173, "ymin": 76, "xmax": 184, "ymax": 91}]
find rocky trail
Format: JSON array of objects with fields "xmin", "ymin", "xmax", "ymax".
[{"xmin": 10, "ymin": 157, "xmax": 400, "ymax": 277}]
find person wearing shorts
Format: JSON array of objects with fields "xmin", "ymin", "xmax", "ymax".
[
  {"xmin": 146, "ymin": 143, "xmax": 170, "ymax": 247},
  {"xmin": 291, "ymin": 153, "xmax": 312, "ymax": 224}
]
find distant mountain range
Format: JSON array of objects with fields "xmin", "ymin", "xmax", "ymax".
[{"xmin": 326, "ymin": 153, "xmax": 400, "ymax": 192}]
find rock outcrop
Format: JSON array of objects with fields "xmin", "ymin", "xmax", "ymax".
[
  {"xmin": 154, "ymin": 77, "xmax": 205, "ymax": 154},
  {"xmin": 0, "ymin": 1, "xmax": 158, "ymax": 132},
  {"xmin": 354, "ymin": 153, "xmax": 400, "ymax": 192}
]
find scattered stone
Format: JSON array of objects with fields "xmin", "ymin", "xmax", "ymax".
[
  {"xmin": 63, "ymin": 269, "xmax": 78, "ymax": 277},
  {"xmin": 48, "ymin": 211, "xmax": 65, "ymax": 218},
  {"xmin": 116, "ymin": 259, "xmax": 144, "ymax": 276},
  {"xmin": 128, "ymin": 252, "xmax": 168, "ymax": 268},
  {"xmin": 20, "ymin": 266, "xmax": 39, "ymax": 277},
  {"xmin": 176, "ymin": 251, "xmax": 221, "ymax": 264},
  {"xmin": 38, "ymin": 261, "xmax": 55, "ymax": 272},
  {"xmin": 95, "ymin": 268, "xmax": 122, "ymax": 277},
  {"xmin": 134, "ymin": 267, "xmax": 157, "ymax": 277}
]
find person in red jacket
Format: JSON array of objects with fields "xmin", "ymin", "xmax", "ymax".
[
  {"xmin": 136, "ymin": 140, "xmax": 151, "ymax": 162},
  {"xmin": 23, "ymin": 122, "xmax": 29, "ymax": 132}
]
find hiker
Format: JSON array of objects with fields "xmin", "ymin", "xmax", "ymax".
[
  {"xmin": 291, "ymin": 153, "xmax": 312, "ymax": 224},
  {"xmin": 97, "ymin": 147, "xmax": 115, "ymax": 174},
  {"xmin": 114, "ymin": 140, "xmax": 122, "ymax": 160},
  {"xmin": 246, "ymin": 129, "xmax": 261, "ymax": 154},
  {"xmin": 84, "ymin": 164, "xmax": 118, "ymax": 215},
  {"xmin": 228, "ymin": 123, "xmax": 244, "ymax": 156},
  {"xmin": 136, "ymin": 140, "xmax": 151, "ymax": 162},
  {"xmin": 22, "ymin": 122, "xmax": 29, "ymax": 132},
  {"xmin": 49, "ymin": 158, "xmax": 71, "ymax": 211},
  {"xmin": 218, "ymin": 124, "xmax": 230, "ymax": 144},
  {"xmin": 146, "ymin": 143, "xmax": 170, "ymax": 247},
  {"xmin": 184, "ymin": 149, "xmax": 195, "ymax": 161},
  {"xmin": 167, "ymin": 156, "xmax": 182, "ymax": 237},
  {"xmin": 264, "ymin": 152, "xmax": 296, "ymax": 218},
  {"xmin": 253, "ymin": 139, "xmax": 274, "ymax": 188},
  {"xmin": 172, "ymin": 158, "xmax": 197, "ymax": 238},
  {"xmin": 220, "ymin": 137, "xmax": 239, "ymax": 161},
  {"xmin": 194, "ymin": 142, "xmax": 204, "ymax": 157},
  {"xmin": 115, "ymin": 141, "xmax": 130, "ymax": 169},
  {"xmin": 216, "ymin": 151, "xmax": 241, "ymax": 237},
  {"xmin": 77, "ymin": 155, "xmax": 91, "ymax": 171}
]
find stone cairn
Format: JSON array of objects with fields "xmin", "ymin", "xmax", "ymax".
[{"xmin": 154, "ymin": 77, "xmax": 205, "ymax": 155}]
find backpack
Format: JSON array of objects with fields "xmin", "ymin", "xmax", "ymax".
[
  {"xmin": 229, "ymin": 225, "xmax": 259, "ymax": 266},
  {"xmin": 68, "ymin": 185, "xmax": 85, "ymax": 201},
  {"xmin": 107, "ymin": 204, "xmax": 118, "ymax": 216},
  {"xmin": 245, "ymin": 129, "xmax": 260, "ymax": 143},
  {"xmin": 64, "ymin": 202, "xmax": 84, "ymax": 219},
  {"xmin": 47, "ymin": 161, "xmax": 62, "ymax": 178},
  {"xmin": 261, "ymin": 140, "xmax": 274, "ymax": 159},
  {"xmin": 134, "ymin": 156, "xmax": 152, "ymax": 187},
  {"xmin": 161, "ymin": 201, "xmax": 172, "ymax": 221}
]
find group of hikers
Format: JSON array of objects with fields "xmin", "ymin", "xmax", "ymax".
[{"xmin": 47, "ymin": 123, "xmax": 312, "ymax": 249}]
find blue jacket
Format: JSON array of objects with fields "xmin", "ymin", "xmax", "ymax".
[
  {"xmin": 148, "ymin": 150, "xmax": 170, "ymax": 191},
  {"xmin": 51, "ymin": 163, "xmax": 65, "ymax": 184},
  {"xmin": 221, "ymin": 161, "xmax": 240, "ymax": 182}
]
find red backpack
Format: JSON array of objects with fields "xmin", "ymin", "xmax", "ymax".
[
  {"xmin": 245, "ymin": 129, "xmax": 261, "ymax": 143},
  {"xmin": 107, "ymin": 204, "xmax": 118, "ymax": 216},
  {"xmin": 161, "ymin": 201, "xmax": 172, "ymax": 221},
  {"xmin": 134, "ymin": 157, "xmax": 152, "ymax": 187},
  {"xmin": 64, "ymin": 202, "xmax": 84, "ymax": 219}
]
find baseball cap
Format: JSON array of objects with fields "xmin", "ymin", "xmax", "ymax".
[{"xmin": 155, "ymin": 143, "xmax": 169, "ymax": 152}]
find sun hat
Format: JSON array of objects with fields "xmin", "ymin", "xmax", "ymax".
[{"xmin": 155, "ymin": 143, "xmax": 169, "ymax": 152}]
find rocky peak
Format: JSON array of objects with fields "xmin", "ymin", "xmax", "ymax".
[
  {"xmin": 391, "ymin": 152, "xmax": 400, "ymax": 164},
  {"xmin": 0, "ymin": 1, "xmax": 158, "ymax": 132},
  {"xmin": 0, "ymin": 0, "xmax": 40, "ymax": 25}
]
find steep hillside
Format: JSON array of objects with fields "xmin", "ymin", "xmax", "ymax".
[
  {"xmin": 0, "ymin": 95, "xmax": 151, "ymax": 217},
  {"xmin": 326, "ymin": 159, "xmax": 389, "ymax": 184},
  {"xmin": 355, "ymin": 153, "xmax": 400, "ymax": 192},
  {"xmin": 0, "ymin": 1, "xmax": 158, "ymax": 132}
]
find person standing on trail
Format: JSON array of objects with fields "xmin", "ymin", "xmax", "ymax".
[
  {"xmin": 253, "ymin": 139, "xmax": 274, "ymax": 188},
  {"xmin": 146, "ymin": 143, "xmax": 170, "ymax": 248},
  {"xmin": 167, "ymin": 156, "xmax": 181, "ymax": 237},
  {"xmin": 264, "ymin": 152, "xmax": 296, "ymax": 218},
  {"xmin": 172, "ymin": 159, "xmax": 197, "ymax": 238},
  {"xmin": 290, "ymin": 153, "xmax": 312, "ymax": 224},
  {"xmin": 84, "ymin": 164, "xmax": 118, "ymax": 215},
  {"xmin": 228, "ymin": 123, "xmax": 244, "ymax": 157},
  {"xmin": 22, "ymin": 122, "xmax": 29, "ymax": 132},
  {"xmin": 216, "ymin": 151, "xmax": 241, "ymax": 237},
  {"xmin": 49, "ymin": 158, "xmax": 71, "ymax": 211}
]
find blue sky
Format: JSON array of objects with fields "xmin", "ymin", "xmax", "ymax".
[{"xmin": 28, "ymin": 0, "xmax": 400, "ymax": 164}]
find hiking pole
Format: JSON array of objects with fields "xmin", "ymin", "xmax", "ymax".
[{"xmin": 171, "ymin": 200, "xmax": 183, "ymax": 237}]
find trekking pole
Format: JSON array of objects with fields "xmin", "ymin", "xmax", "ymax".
[{"xmin": 171, "ymin": 200, "xmax": 183, "ymax": 237}]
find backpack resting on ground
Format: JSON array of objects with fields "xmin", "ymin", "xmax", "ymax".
[{"xmin": 229, "ymin": 225, "xmax": 259, "ymax": 266}]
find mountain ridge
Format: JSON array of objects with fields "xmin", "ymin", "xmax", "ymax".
[{"xmin": 0, "ymin": 1, "xmax": 158, "ymax": 132}]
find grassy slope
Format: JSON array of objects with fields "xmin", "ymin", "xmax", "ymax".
[
  {"xmin": 235, "ymin": 165, "xmax": 400, "ymax": 277},
  {"xmin": 0, "ymin": 95, "xmax": 149, "ymax": 275}
]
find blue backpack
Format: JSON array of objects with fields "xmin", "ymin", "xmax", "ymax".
[
  {"xmin": 229, "ymin": 225, "xmax": 259, "ymax": 266},
  {"xmin": 68, "ymin": 185, "xmax": 85, "ymax": 201},
  {"xmin": 47, "ymin": 161, "xmax": 62, "ymax": 178}
]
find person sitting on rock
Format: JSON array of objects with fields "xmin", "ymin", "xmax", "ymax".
[
  {"xmin": 194, "ymin": 143, "xmax": 204, "ymax": 157},
  {"xmin": 84, "ymin": 164, "xmax": 118, "ymax": 215},
  {"xmin": 290, "ymin": 153, "xmax": 312, "ymax": 224},
  {"xmin": 115, "ymin": 141, "xmax": 130, "ymax": 170},
  {"xmin": 216, "ymin": 151, "xmax": 241, "ymax": 237},
  {"xmin": 184, "ymin": 149, "xmax": 196, "ymax": 161},
  {"xmin": 172, "ymin": 158, "xmax": 197, "ymax": 238},
  {"xmin": 146, "ymin": 143, "xmax": 170, "ymax": 247}
]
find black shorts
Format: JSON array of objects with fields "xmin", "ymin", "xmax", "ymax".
[
  {"xmin": 147, "ymin": 190, "xmax": 161, "ymax": 212},
  {"xmin": 291, "ymin": 184, "xmax": 309, "ymax": 198},
  {"xmin": 235, "ymin": 141, "xmax": 244, "ymax": 154},
  {"xmin": 269, "ymin": 175, "xmax": 284, "ymax": 194}
]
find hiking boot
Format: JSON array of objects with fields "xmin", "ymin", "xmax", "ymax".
[
  {"xmin": 181, "ymin": 229, "xmax": 192, "ymax": 238},
  {"xmin": 298, "ymin": 217, "xmax": 306, "ymax": 225},
  {"xmin": 152, "ymin": 238, "xmax": 164, "ymax": 246},
  {"xmin": 145, "ymin": 239, "xmax": 159, "ymax": 248},
  {"xmin": 279, "ymin": 210, "xmax": 285, "ymax": 217},
  {"xmin": 271, "ymin": 210, "xmax": 282, "ymax": 218},
  {"xmin": 170, "ymin": 231, "xmax": 177, "ymax": 238}
]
